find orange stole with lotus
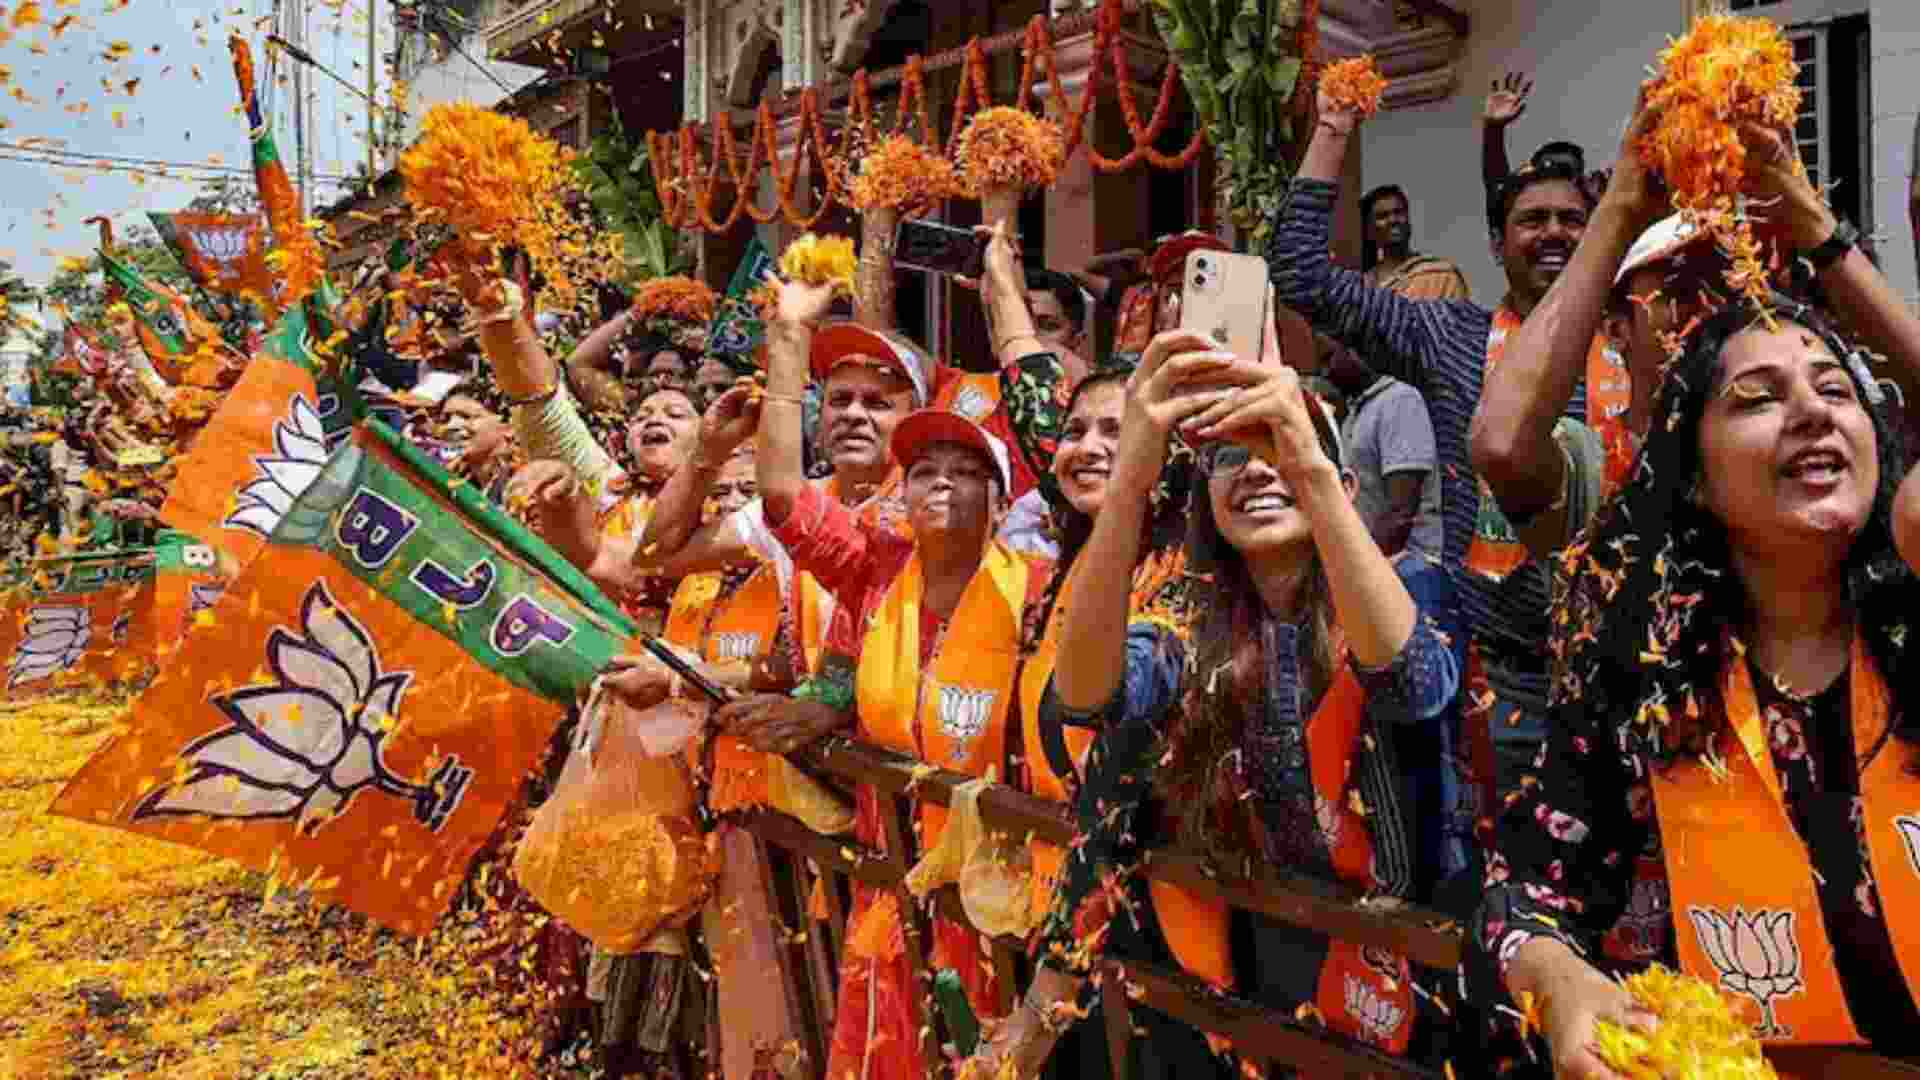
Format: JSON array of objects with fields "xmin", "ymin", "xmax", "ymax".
[
  {"xmin": 1650, "ymin": 635, "xmax": 1920, "ymax": 1045},
  {"xmin": 662, "ymin": 564, "xmax": 826, "ymax": 813}
]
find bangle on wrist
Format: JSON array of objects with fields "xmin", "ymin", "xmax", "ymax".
[
  {"xmin": 1316, "ymin": 118, "xmax": 1354, "ymax": 138},
  {"xmin": 505, "ymin": 384, "xmax": 559, "ymax": 409}
]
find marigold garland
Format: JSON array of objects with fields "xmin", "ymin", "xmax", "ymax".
[
  {"xmin": 839, "ymin": 133, "xmax": 957, "ymax": 212},
  {"xmin": 1318, "ymin": 55, "xmax": 1388, "ymax": 118},
  {"xmin": 1593, "ymin": 965, "xmax": 1779, "ymax": 1079},
  {"xmin": 953, "ymin": 107, "xmax": 1067, "ymax": 197},
  {"xmin": 777, "ymin": 233, "xmax": 858, "ymax": 297},
  {"xmin": 1638, "ymin": 14, "xmax": 1803, "ymax": 310}
]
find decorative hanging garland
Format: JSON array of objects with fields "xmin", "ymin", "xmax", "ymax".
[{"xmin": 645, "ymin": 0, "xmax": 1231, "ymax": 234}]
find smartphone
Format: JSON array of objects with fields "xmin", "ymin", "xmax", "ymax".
[
  {"xmin": 894, "ymin": 219, "xmax": 987, "ymax": 278},
  {"xmin": 1178, "ymin": 249, "xmax": 1270, "ymax": 364}
]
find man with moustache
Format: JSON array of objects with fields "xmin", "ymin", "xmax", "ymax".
[
  {"xmin": 1362, "ymin": 185, "xmax": 1471, "ymax": 301},
  {"xmin": 1273, "ymin": 86, "xmax": 1605, "ymax": 820}
]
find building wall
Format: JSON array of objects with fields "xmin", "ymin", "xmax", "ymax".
[
  {"xmin": 1359, "ymin": 0, "xmax": 1919, "ymax": 308},
  {"xmin": 392, "ymin": 0, "xmax": 544, "ymax": 165}
]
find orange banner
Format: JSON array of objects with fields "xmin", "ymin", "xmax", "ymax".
[
  {"xmin": 0, "ymin": 558, "xmax": 158, "ymax": 699},
  {"xmin": 52, "ymin": 547, "xmax": 563, "ymax": 935},
  {"xmin": 158, "ymin": 352, "xmax": 328, "ymax": 570}
]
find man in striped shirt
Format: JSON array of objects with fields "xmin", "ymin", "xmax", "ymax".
[{"xmin": 1272, "ymin": 86, "xmax": 1601, "ymax": 880}]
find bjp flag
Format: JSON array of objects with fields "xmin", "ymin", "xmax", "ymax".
[
  {"xmin": 149, "ymin": 212, "xmax": 276, "ymax": 300},
  {"xmin": 141, "ymin": 530, "xmax": 235, "ymax": 659},
  {"xmin": 0, "ymin": 551, "xmax": 159, "ymax": 699},
  {"xmin": 158, "ymin": 300, "xmax": 353, "ymax": 570},
  {"xmin": 54, "ymin": 421, "xmax": 638, "ymax": 935}
]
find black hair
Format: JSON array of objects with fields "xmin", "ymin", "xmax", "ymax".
[
  {"xmin": 1550, "ymin": 293, "xmax": 1919, "ymax": 766},
  {"xmin": 1024, "ymin": 266, "xmax": 1087, "ymax": 338},
  {"xmin": 1359, "ymin": 184, "xmax": 1410, "ymax": 273},
  {"xmin": 1490, "ymin": 159, "xmax": 1594, "ymax": 235}
]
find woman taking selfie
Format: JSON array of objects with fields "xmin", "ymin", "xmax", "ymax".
[
  {"xmin": 1474, "ymin": 295, "xmax": 1920, "ymax": 1075},
  {"xmin": 971, "ymin": 328, "xmax": 1457, "ymax": 1077}
]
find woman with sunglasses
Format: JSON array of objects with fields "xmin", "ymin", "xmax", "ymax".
[{"xmin": 970, "ymin": 329, "xmax": 1458, "ymax": 1078}]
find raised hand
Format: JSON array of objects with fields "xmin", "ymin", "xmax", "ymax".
[
  {"xmin": 1485, "ymin": 72, "xmax": 1533, "ymax": 127},
  {"xmin": 773, "ymin": 277, "xmax": 838, "ymax": 329},
  {"xmin": 1126, "ymin": 329, "xmax": 1240, "ymax": 437},
  {"xmin": 1181, "ymin": 360, "xmax": 1329, "ymax": 479},
  {"xmin": 697, "ymin": 382, "xmax": 764, "ymax": 462}
]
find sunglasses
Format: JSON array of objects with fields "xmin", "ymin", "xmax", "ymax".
[{"xmin": 1202, "ymin": 442, "xmax": 1254, "ymax": 477}]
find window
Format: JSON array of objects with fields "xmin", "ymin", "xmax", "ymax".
[{"xmin": 1788, "ymin": 25, "xmax": 1827, "ymax": 192}]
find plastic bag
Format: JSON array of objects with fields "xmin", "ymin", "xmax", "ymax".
[
  {"xmin": 513, "ymin": 686, "xmax": 717, "ymax": 952},
  {"xmin": 903, "ymin": 770, "xmax": 1037, "ymax": 939}
]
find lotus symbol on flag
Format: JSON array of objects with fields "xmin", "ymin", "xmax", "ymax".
[
  {"xmin": 132, "ymin": 581, "xmax": 474, "ymax": 835},
  {"xmin": 1343, "ymin": 976, "xmax": 1407, "ymax": 1046},
  {"xmin": 191, "ymin": 226, "xmax": 250, "ymax": 272},
  {"xmin": 225, "ymin": 394, "xmax": 330, "ymax": 538},
  {"xmin": 1688, "ymin": 906, "xmax": 1803, "ymax": 1038},
  {"xmin": 8, "ymin": 605, "xmax": 91, "ymax": 688}
]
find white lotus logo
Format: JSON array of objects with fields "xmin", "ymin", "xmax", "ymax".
[
  {"xmin": 132, "ymin": 581, "xmax": 473, "ymax": 834},
  {"xmin": 191, "ymin": 226, "xmax": 250, "ymax": 270},
  {"xmin": 8, "ymin": 605, "xmax": 91, "ymax": 688},
  {"xmin": 1343, "ymin": 975, "xmax": 1408, "ymax": 1046},
  {"xmin": 1895, "ymin": 815, "xmax": 1920, "ymax": 877},
  {"xmin": 1689, "ymin": 906, "xmax": 1803, "ymax": 1038},
  {"xmin": 224, "ymin": 394, "xmax": 329, "ymax": 539}
]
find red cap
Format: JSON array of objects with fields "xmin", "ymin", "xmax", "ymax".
[
  {"xmin": 888, "ymin": 409, "xmax": 1013, "ymax": 493},
  {"xmin": 809, "ymin": 322, "xmax": 932, "ymax": 405}
]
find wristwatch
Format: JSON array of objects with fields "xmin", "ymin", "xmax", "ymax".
[{"xmin": 1803, "ymin": 218, "xmax": 1859, "ymax": 274}]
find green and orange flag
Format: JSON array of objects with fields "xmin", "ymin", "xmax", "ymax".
[
  {"xmin": 158, "ymin": 300, "xmax": 354, "ymax": 570},
  {"xmin": 0, "ymin": 549, "xmax": 159, "ymax": 699},
  {"xmin": 55, "ymin": 421, "xmax": 638, "ymax": 934}
]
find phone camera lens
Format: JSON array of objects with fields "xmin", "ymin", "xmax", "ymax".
[{"xmin": 1193, "ymin": 273, "xmax": 1205, "ymax": 288}]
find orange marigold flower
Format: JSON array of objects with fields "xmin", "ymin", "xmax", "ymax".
[
  {"xmin": 1640, "ymin": 14, "xmax": 1803, "ymax": 309},
  {"xmin": 953, "ymin": 106, "xmax": 1065, "ymax": 197},
  {"xmin": 838, "ymin": 133, "xmax": 956, "ymax": 212},
  {"xmin": 1319, "ymin": 56, "xmax": 1389, "ymax": 119},
  {"xmin": 629, "ymin": 275, "xmax": 718, "ymax": 342}
]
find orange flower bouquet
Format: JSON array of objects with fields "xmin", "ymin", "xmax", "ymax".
[
  {"xmin": 1592, "ymin": 965, "xmax": 1778, "ymax": 1080},
  {"xmin": 839, "ymin": 133, "xmax": 957, "ymax": 213},
  {"xmin": 399, "ymin": 103, "xmax": 613, "ymax": 307},
  {"xmin": 1318, "ymin": 55, "xmax": 1389, "ymax": 119},
  {"xmin": 630, "ymin": 275, "xmax": 719, "ymax": 346},
  {"xmin": 1639, "ymin": 14, "xmax": 1803, "ymax": 308},
  {"xmin": 953, "ymin": 106, "xmax": 1066, "ymax": 198}
]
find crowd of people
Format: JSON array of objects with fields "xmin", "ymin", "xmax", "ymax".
[{"xmin": 14, "ymin": 36, "xmax": 1920, "ymax": 1079}]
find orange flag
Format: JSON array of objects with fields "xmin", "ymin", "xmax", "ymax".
[
  {"xmin": 54, "ymin": 423, "xmax": 639, "ymax": 934},
  {"xmin": 158, "ymin": 301, "xmax": 349, "ymax": 569},
  {"xmin": 0, "ymin": 552, "xmax": 158, "ymax": 699}
]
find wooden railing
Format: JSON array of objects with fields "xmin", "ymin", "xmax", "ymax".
[{"xmin": 716, "ymin": 734, "xmax": 1920, "ymax": 1079}]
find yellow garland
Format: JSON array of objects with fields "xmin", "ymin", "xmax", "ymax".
[
  {"xmin": 953, "ymin": 106, "xmax": 1066, "ymax": 197},
  {"xmin": 777, "ymin": 233, "xmax": 858, "ymax": 296},
  {"xmin": 1593, "ymin": 965, "xmax": 1779, "ymax": 1080},
  {"xmin": 1638, "ymin": 14, "xmax": 1803, "ymax": 310},
  {"xmin": 1319, "ymin": 56, "xmax": 1389, "ymax": 119}
]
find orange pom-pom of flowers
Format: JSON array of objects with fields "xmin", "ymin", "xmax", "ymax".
[
  {"xmin": 1639, "ymin": 14, "xmax": 1803, "ymax": 309},
  {"xmin": 630, "ymin": 276, "xmax": 719, "ymax": 345},
  {"xmin": 953, "ymin": 106, "xmax": 1065, "ymax": 196},
  {"xmin": 1318, "ymin": 56, "xmax": 1389, "ymax": 119},
  {"xmin": 400, "ymin": 103, "xmax": 613, "ymax": 307},
  {"xmin": 839, "ymin": 133, "xmax": 956, "ymax": 212}
]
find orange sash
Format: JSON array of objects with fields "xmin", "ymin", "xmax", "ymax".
[
  {"xmin": 1650, "ymin": 635, "xmax": 1920, "ymax": 1045},
  {"xmin": 665, "ymin": 566, "xmax": 825, "ymax": 816},
  {"xmin": 933, "ymin": 372, "xmax": 1002, "ymax": 426},
  {"xmin": 854, "ymin": 541, "xmax": 1030, "ymax": 848},
  {"xmin": 1465, "ymin": 307, "xmax": 1632, "ymax": 584}
]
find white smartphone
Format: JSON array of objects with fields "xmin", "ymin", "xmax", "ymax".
[{"xmin": 1178, "ymin": 249, "xmax": 1270, "ymax": 364}]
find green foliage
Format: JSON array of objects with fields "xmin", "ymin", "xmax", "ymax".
[
  {"xmin": 570, "ymin": 118, "xmax": 691, "ymax": 286},
  {"xmin": 1152, "ymin": 0, "xmax": 1308, "ymax": 249}
]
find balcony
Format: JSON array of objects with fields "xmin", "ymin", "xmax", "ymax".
[{"xmin": 484, "ymin": 0, "xmax": 680, "ymax": 68}]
